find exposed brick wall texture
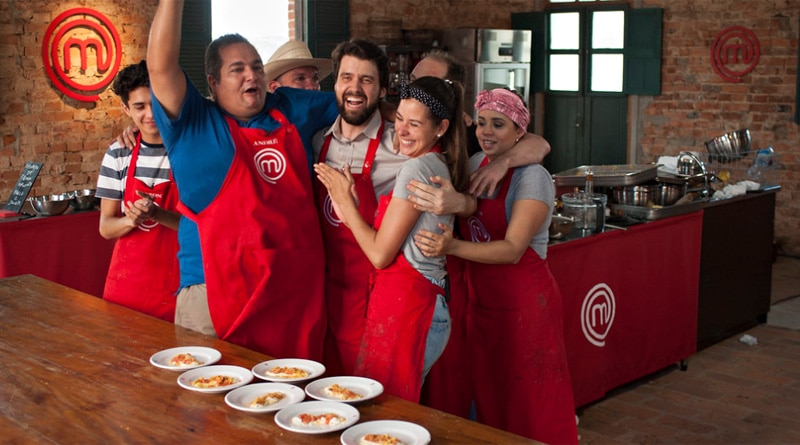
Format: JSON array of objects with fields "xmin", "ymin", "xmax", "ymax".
[{"xmin": 2, "ymin": 0, "xmax": 799, "ymax": 255}]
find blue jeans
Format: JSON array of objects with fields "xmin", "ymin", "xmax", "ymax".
[{"xmin": 423, "ymin": 289, "xmax": 451, "ymax": 380}]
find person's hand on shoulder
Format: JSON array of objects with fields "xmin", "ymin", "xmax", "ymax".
[
  {"xmin": 407, "ymin": 177, "xmax": 476, "ymax": 217},
  {"xmin": 112, "ymin": 125, "xmax": 139, "ymax": 148}
]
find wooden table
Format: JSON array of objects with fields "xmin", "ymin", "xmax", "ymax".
[{"xmin": 0, "ymin": 275, "xmax": 537, "ymax": 444}]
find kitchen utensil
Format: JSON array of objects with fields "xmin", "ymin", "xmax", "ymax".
[
  {"xmin": 69, "ymin": 189, "xmax": 99, "ymax": 211},
  {"xmin": 676, "ymin": 152, "xmax": 707, "ymax": 176},
  {"xmin": 612, "ymin": 185, "xmax": 653, "ymax": 207},
  {"xmin": 651, "ymin": 183, "xmax": 683, "ymax": 206},
  {"xmin": 28, "ymin": 193, "xmax": 71, "ymax": 216},
  {"xmin": 548, "ymin": 214, "xmax": 575, "ymax": 239},
  {"xmin": 704, "ymin": 128, "xmax": 751, "ymax": 162},
  {"xmin": 560, "ymin": 192, "xmax": 607, "ymax": 236}
]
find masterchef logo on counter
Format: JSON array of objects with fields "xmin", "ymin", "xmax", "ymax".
[
  {"xmin": 41, "ymin": 8, "xmax": 122, "ymax": 102},
  {"xmin": 580, "ymin": 283, "xmax": 616, "ymax": 347},
  {"xmin": 254, "ymin": 148, "xmax": 287, "ymax": 184}
]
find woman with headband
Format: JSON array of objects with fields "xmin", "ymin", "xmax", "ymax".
[
  {"xmin": 415, "ymin": 88, "xmax": 578, "ymax": 443},
  {"xmin": 314, "ymin": 76, "xmax": 468, "ymax": 402}
]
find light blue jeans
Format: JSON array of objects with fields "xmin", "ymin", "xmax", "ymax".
[{"xmin": 422, "ymin": 277, "xmax": 451, "ymax": 380}]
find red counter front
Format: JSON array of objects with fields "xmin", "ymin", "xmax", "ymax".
[
  {"xmin": 0, "ymin": 211, "xmax": 115, "ymax": 297},
  {"xmin": 548, "ymin": 211, "xmax": 702, "ymax": 408}
]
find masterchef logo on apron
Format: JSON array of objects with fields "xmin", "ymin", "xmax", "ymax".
[
  {"xmin": 580, "ymin": 282, "xmax": 616, "ymax": 347},
  {"xmin": 137, "ymin": 218, "xmax": 159, "ymax": 232},
  {"xmin": 322, "ymin": 194, "xmax": 341, "ymax": 227},
  {"xmin": 253, "ymin": 138, "xmax": 286, "ymax": 184},
  {"xmin": 466, "ymin": 216, "xmax": 491, "ymax": 243}
]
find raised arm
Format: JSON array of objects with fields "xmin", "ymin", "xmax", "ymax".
[
  {"xmin": 469, "ymin": 133, "xmax": 550, "ymax": 196},
  {"xmin": 146, "ymin": 0, "xmax": 187, "ymax": 119}
]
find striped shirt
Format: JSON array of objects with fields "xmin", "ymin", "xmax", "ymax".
[{"xmin": 96, "ymin": 140, "xmax": 172, "ymax": 201}]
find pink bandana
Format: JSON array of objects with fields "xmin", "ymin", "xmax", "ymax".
[{"xmin": 474, "ymin": 89, "xmax": 530, "ymax": 129}]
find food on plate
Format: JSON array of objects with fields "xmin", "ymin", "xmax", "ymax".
[
  {"xmin": 291, "ymin": 412, "xmax": 346, "ymax": 427},
  {"xmin": 359, "ymin": 433, "xmax": 406, "ymax": 445},
  {"xmin": 324, "ymin": 383, "xmax": 363, "ymax": 400},
  {"xmin": 169, "ymin": 352, "xmax": 203, "ymax": 367},
  {"xmin": 249, "ymin": 391, "xmax": 285, "ymax": 408},
  {"xmin": 191, "ymin": 375, "xmax": 239, "ymax": 388},
  {"xmin": 265, "ymin": 366, "xmax": 309, "ymax": 379}
]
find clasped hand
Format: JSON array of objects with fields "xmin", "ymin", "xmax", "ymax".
[
  {"xmin": 123, "ymin": 191, "xmax": 156, "ymax": 226},
  {"xmin": 314, "ymin": 163, "xmax": 359, "ymax": 225}
]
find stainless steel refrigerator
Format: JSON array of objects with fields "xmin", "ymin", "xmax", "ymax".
[{"xmin": 440, "ymin": 28, "xmax": 532, "ymax": 119}]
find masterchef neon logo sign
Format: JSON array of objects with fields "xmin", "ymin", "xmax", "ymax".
[{"xmin": 41, "ymin": 8, "xmax": 122, "ymax": 102}]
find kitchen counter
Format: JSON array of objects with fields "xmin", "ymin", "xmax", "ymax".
[{"xmin": 0, "ymin": 210, "xmax": 115, "ymax": 296}]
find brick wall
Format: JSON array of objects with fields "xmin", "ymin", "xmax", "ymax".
[
  {"xmin": 2, "ymin": 0, "xmax": 798, "ymax": 255},
  {"xmin": 351, "ymin": 0, "xmax": 800, "ymax": 256},
  {"xmin": 0, "ymin": 0, "xmax": 157, "ymax": 199}
]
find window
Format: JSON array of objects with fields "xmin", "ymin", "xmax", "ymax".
[
  {"xmin": 547, "ymin": 8, "xmax": 626, "ymax": 93},
  {"xmin": 211, "ymin": 0, "xmax": 290, "ymax": 61}
]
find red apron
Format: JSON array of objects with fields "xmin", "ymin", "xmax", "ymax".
[
  {"xmin": 459, "ymin": 166, "xmax": 578, "ymax": 444},
  {"xmin": 419, "ymin": 255, "xmax": 471, "ymax": 418},
  {"xmin": 316, "ymin": 120, "xmax": 383, "ymax": 375},
  {"xmin": 178, "ymin": 109, "xmax": 325, "ymax": 360},
  {"xmin": 354, "ymin": 193, "xmax": 441, "ymax": 403},
  {"xmin": 103, "ymin": 136, "xmax": 179, "ymax": 322}
]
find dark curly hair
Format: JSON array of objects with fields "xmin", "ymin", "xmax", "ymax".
[
  {"xmin": 111, "ymin": 60, "xmax": 149, "ymax": 106},
  {"xmin": 331, "ymin": 38, "xmax": 389, "ymax": 91}
]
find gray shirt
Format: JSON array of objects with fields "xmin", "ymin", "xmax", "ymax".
[
  {"xmin": 469, "ymin": 152, "xmax": 554, "ymax": 259},
  {"xmin": 393, "ymin": 152, "xmax": 453, "ymax": 281}
]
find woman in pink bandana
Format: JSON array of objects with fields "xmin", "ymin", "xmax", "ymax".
[{"xmin": 415, "ymin": 89, "xmax": 578, "ymax": 444}]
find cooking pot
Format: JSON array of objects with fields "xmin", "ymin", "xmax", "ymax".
[
  {"xmin": 612, "ymin": 185, "xmax": 653, "ymax": 207},
  {"xmin": 651, "ymin": 183, "xmax": 683, "ymax": 206},
  {"xmin": 676, "ymin": 152, "xmax": 706, "ymax": 176}
]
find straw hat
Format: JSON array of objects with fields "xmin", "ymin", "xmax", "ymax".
[{"xmin": 263, "ymin": 40, "xmax": 333, "ymax": 82}]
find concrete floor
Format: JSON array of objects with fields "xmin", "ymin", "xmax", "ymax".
[{"xmin": 575, "ymin": 256, "xmax": 800, "ymax": 444}]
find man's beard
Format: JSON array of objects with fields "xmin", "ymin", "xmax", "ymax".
[{"xmin": 338, "ymin": 95, "xmax": 379, "ymax": 126}]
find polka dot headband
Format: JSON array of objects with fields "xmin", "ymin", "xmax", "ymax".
[
  {"xmin": 399, "ymin": 81, "xmax": 452, "ymax": 121},
  {"xmin": 474, "ymin": 88, "xmax": 530, "ymax": 129}
]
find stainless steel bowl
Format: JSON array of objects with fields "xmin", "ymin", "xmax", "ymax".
[
  {"xmin": 613, "ymin": 185, "xmax": 653, "ymax": 207},
  {"xmin": 549, "ymin": 214, "xmax": 575, "ymax": 239},
  {"xmin": 705, "ymin": 128, "xmax": 751, "ymax": 162},
  {"xmin": 69, "ymin": 189, "xmax": 99, "ymax": 211},
  {"xmin": 651, "ymin": 184, "xmax": 683, "ymax": 206},
  {"xmin": 29, "ymin": 193, "xmax": 71, "ymax": 216}
]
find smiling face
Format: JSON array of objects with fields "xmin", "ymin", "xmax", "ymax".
[
  {"xmin": 475, "ymin": 110, "xmax": 526, "ymax": 160},
  {"xmin": 123, "ymin": 86, "xmax": 161, "ymax": 144},
  {"xmin": 269, "ymin": 66, "xmax": 321, "ymax": 92},
  {"xmin": 394, "ymin": 98, "xmax": 449, "ymax": 158},
  {"xmin": 334, "ymin": 55, "xmax": 385, "ymax": 128},
  {"xmin": 208, "ymin": 42, "xmax": 266, "ymax": 122}
]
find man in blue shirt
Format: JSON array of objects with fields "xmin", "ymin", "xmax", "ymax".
[{"xmin": 146, "ymin": 0, "xmax": 337, "ymax": 360}]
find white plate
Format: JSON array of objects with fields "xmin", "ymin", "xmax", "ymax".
[
  {"xmin": 224, "ymin": 382, "xmax": 306, "ymax": 413},
  {"xmin": 340, "ymin": 420, "xmax": 431, "ymax": 445},
  {"xmin": 305, "ymin": 376, "xmax": 384, "ymax": 403},
  {"xmin": 149, "ymin": 346, "xmax": 221, "ymax": 371},
  {"xmin": 275, "ymin": 401, "xmax": 359, "ymax": 434},
  {"xmin": 252, "ymin": 358, "xmax": 325, "ymax": 383},
  {"xmin": 177, "ymin": 365, "xmax": 253, "ymax": 394}
]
